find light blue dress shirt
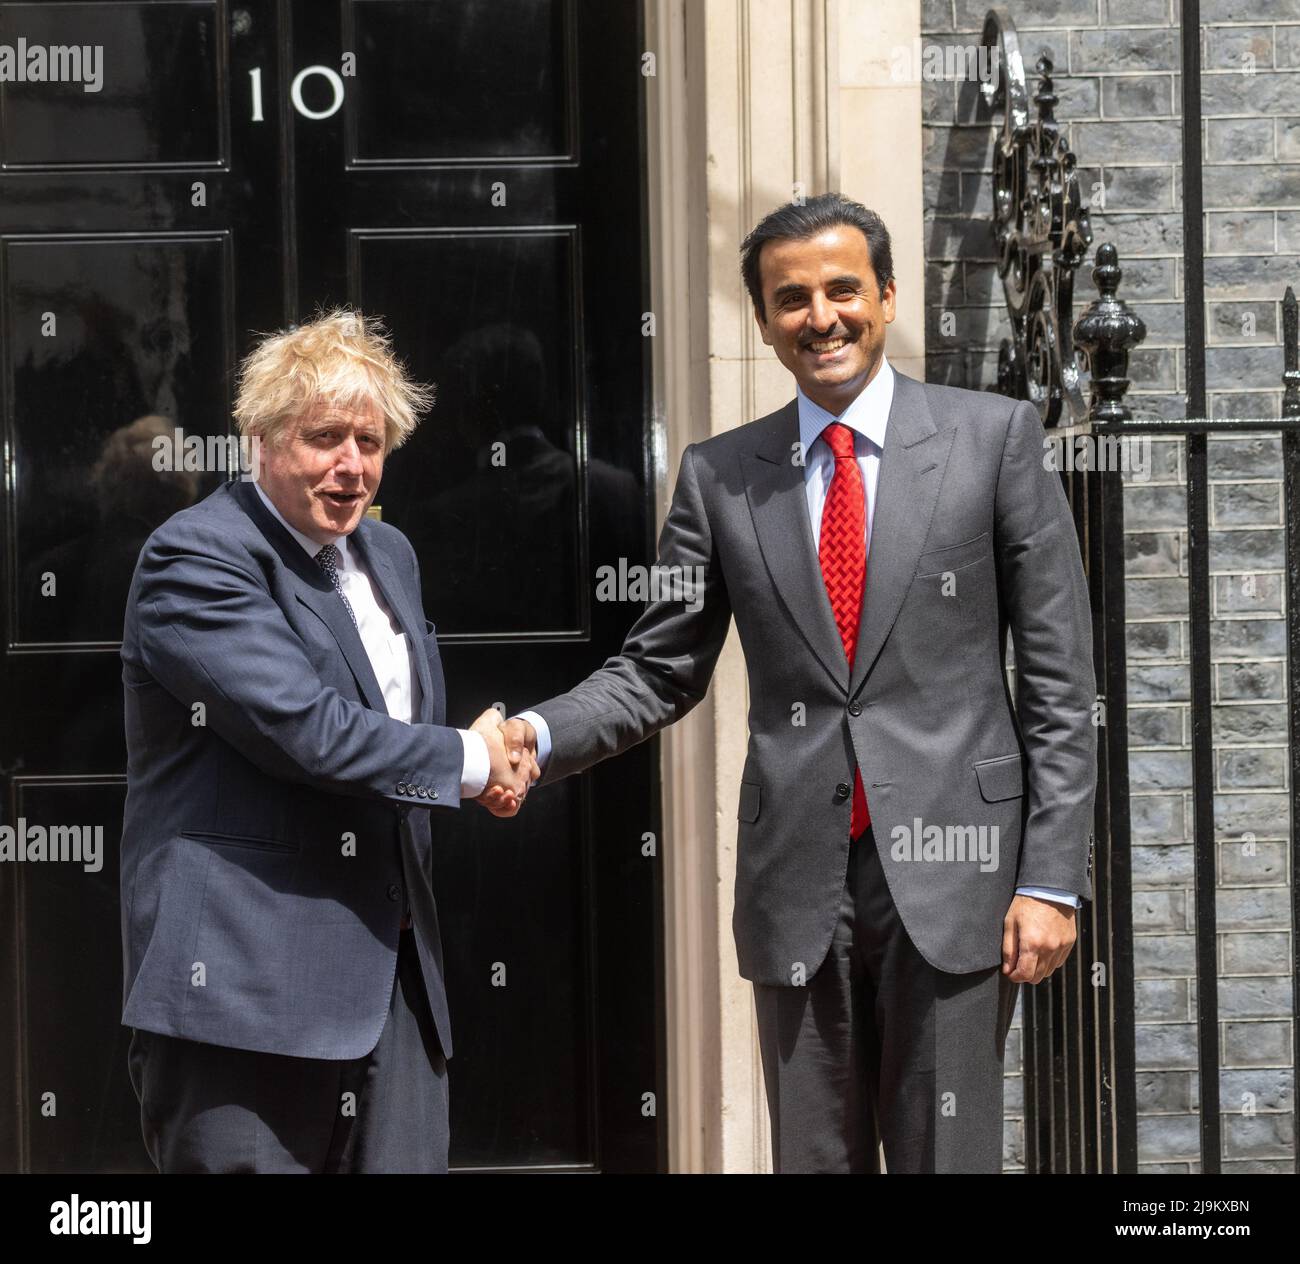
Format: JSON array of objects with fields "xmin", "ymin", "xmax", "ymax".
[{"xmin": 521, "ymin": 355, "xmax": 1080, "ymax": 910}]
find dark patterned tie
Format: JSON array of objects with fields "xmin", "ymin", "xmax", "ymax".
[
  {"xmin": 314, "ymin": 543, "xmax": 359, "ymax": 629},
  {"xmin": 818, "ymin": 422, "xmax": 870, "ymax": 838}
]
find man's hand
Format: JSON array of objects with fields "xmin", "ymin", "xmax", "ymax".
[
  {"xmin": 500, "ymin": 717, "xmax": 537, "ymax": 772},
  {"xmin": 1001, "ymin": 894, "xmax": 1077, "ymax": 984},
  {"xmin": 472, "ymin": 709, "xmax": 539, "ymax": 818}
]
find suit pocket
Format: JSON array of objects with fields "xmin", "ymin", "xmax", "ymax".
[
  {"xmin": 973, "ymin": 753, "xmax": 1025, "ymax": 802},
  {"xmin": 179, "ymin": 830, "xmax": 300, "ymax": 854},
  {"xmin": 916, "ymin": 530, "xmax": 991, "ymax": 577},
  {"xmin": 737, "ymin": 781, "xmax": 761, "ymax": 823}
]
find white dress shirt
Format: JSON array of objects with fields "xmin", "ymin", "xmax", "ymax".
[
  {"xmin": 524, "ymin": 355, "xmax": 1079, "ymax": 909},
  {"xmin": 252, "ymin": 482, "xmax": 490, "ymax": 798}
]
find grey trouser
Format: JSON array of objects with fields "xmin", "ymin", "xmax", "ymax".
[{"xmin": 754, "ymin": 825, "xmax": 1019, "ymax": 1173}]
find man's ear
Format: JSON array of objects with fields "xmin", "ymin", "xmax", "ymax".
[
  {"xmin": 753, "ymin": 304, "xmax": 773, "ymax": 347},
  {"xmin": 882, "ymin": 279, "xmax": 898, "ymax": 324}
]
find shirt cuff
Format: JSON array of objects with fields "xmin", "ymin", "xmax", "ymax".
[
  {"xmin": 513, "ymin": 710, "xmax": 551, "ymax": 771},
  {"xmin": 1016, "ymin": 885, "xmax": 1081, "ymax": 909},
  {"xmin": 458, "ymin": 729, "xmax": 490, "ymax": 798}
]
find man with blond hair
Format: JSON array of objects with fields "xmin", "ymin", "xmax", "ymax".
[{"xmin": 119, "ymin": 309, "xmax": 535, "ymax": 1173}]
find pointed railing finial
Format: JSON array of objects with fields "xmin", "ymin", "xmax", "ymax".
[{"xmin": 1074, "ymin": 244, "xmax": 1148, "ymax": 423}]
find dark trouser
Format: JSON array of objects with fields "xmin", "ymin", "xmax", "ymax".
[
  {"xmin": 126, "ymin": 926, "xmax": 449, "ymax": 1173},
  {"xmin": 753, "ymin": 825, "xmax": 1019, "ymax": 1173}
]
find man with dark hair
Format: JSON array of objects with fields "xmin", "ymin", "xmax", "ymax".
[
  {"xmin": 494, "ymin": 192, "xmax": 1096, "ymax": 1172},
  {"xmin": 740, "ymin": 194, "xmax": 896, "ymax": 313}
]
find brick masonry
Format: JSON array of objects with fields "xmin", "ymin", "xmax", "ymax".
[{"xmin": 920, "ymin": 0, "xmax": 1295, "ymax": 1172}]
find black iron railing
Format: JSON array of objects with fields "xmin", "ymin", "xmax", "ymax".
[{"xmin": 981, "ymin": 4, "xmax": 1300, "ymax": 1175}]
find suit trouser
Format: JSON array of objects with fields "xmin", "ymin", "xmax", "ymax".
[
  {"xmin": 126, "ymin": 926, "xmax": 450, "ymax": 1173},
  {"xmin": 753, "ymin": 824, "xmax": 1020, "ymax": 1173}
]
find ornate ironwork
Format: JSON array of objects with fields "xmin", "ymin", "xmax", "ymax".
[{"xmin": 980, "ymin": 7, "xmax": 1144, "ymax": 427}]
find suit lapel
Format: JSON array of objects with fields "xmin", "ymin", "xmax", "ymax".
[
  {"xmin": 742, "ymin": 400, "xmax": 849, "ymax": 693},
  {"xmin": 848, "ymin": 371, "xmax": 952, "ymax": 699},
  {"xmin": 230, "ymin": 479, "xmax": 389, "ymax": 715},
  {"xmin": 741, "ymin": 375, "xmax": 955, "ymax": 700},
  {"xmin": 349, "ymin": 524, "xmax": 435, "ymax": 725}
]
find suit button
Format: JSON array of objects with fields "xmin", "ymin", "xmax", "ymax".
[
  {"xmin": 430, "ymin": 789, "xmax": 439, "ymax": 800},
  {"xmin": 835, "ymin": 783, "xmax": 851, "ymax": 800},
  {"xmin": 416, "ymin": 785, "xmax": 427, "ymax": 798},
  {"xmin": 387, "ymin": 884, "xmax": 401, "ymax": 902},
  {"xmin": 397, "ymin": 782, "xmax": 408, "ymax": 795},
  {"xmin": 848, "ymin": 701, "xmax": 862, "ymax": 716}
]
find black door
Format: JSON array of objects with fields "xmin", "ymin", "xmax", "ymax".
[{"xmin": 0, "ymin": 0, "xmax": 662, "ymax": 1173}]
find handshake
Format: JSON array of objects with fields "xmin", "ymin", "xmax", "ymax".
[{"xmin": 470, "ymin": 709, "xmax": 541, "ymax": 818}]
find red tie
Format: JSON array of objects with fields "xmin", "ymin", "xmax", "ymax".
[{"xmin": 818, "ymin": 422, "xmax": 870, "ymax": 838}]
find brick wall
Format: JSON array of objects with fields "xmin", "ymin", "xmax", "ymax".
[{"xmin": 920, "ymin": 0, "xmax": 1296, "ymax": 1171}]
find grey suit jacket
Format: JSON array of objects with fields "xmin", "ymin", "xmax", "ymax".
[
  {"xmin": 119, "ymin": 478, "xmax": 462, "ymax": 1059},
  {"xmin": 530, "ymin": 371, "xmax": 1097, "ymax": 983}
]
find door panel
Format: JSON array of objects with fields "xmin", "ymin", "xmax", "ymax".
[
  {"xmin": 353, "ymin": 227, "xmax": 585, "ymax": 638},
  {"xmin": 344, "ymin": 0, "xmax": 574, "ymax": 164},
  {"xmin": 7, "ymin": 234, "xmax": 231, "ymax": 648},
  {"xmin": 0, "ymin": 1, "xmax": 224, "ymax": 168}
]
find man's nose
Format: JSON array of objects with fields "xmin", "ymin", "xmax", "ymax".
[
  {"xmin": 335, "ymin": 435, "xmax": 365, "ymax": 476},
  {"xmin": 807, "ymin": 292, "xmax": 837, "ymax": 333}
]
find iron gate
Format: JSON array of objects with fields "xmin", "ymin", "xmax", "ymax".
[{"xmin": 981, "ymin": 3, "xmax": 1299, "ymax": 1174}]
